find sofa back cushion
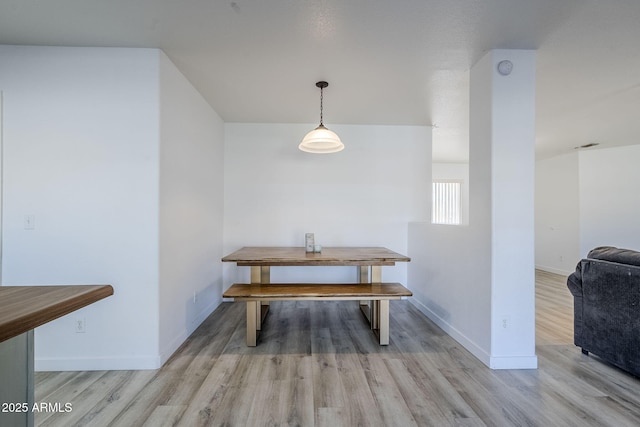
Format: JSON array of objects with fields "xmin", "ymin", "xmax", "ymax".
[{"xmin": 587, "ymin": 246, "xmax": 640, "ymax": 267}]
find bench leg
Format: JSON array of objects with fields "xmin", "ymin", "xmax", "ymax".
[
  {"xmin": 379, "ymin": 299, "xmax": 389, "ymax": 345},
  {"xmin": 369, "ymin": 266, "xmax": 382, "ymax": 329},
  {"xmin": 372, "ymin": 300, "xmax": 379, "ymax": 330},
  {"xmin": 358, "ymin": 266, "xmax": 382, "ymax": 326},
  {"xmin": 246, "ymin": 301, "xmax": 257, "ymax": 346},
  {"xmin": 251, "ymin": 266, "xmax": 271, "ymax": 331},
  {"xmin": 359, "ymin": 266, "xmax": 369, "ymax": 308}
]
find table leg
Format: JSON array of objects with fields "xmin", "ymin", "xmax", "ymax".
[
  {"xmin": 371, "ymin": 265, "xmax": 382, "ymax": 282},
  {"xmin": 371, "ymin": 266, "xmax": 382, "ymax": 329},
  {"xmin": 358, "ymin": 265, "xmax": 369, "ymax": 283},
  {"xmin": 260, "ymin": 266, "xmax": 270, "ymax": 284},
  {"xmin": 250, "ymin": 266, "xmax": 261, "ymax": 283},
  {"xmin": 379, "ymin": 299, "xmax": 390, "ymax": 345},
  {"xmin": 246, "ymin": 301, "xmax": 257, "ymax": 346},
  {"xmin": 358, "ymin": 266, "xmax": 371, "ymax": 322},
  {"xmin": 358, "ymin": 265, "xmax": 382, "ymax": 330}
]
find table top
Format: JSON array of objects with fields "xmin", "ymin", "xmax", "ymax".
[
  {"xmin": 221, "ymin": 246, "xmax": 410, "ymax": 266},
  {"xmin": 0, "ymin": 285, "xmax": 114, "ymax": 343}
]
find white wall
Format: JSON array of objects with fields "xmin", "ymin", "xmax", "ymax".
[
  {"xmin": 158, "ymin": 53, "xmax": 225, "ymax": 364},
  {"xmin": 534, "ymin": 145, "xmax": 640, "ymax": 274},
  {"xmin": 579, "ymin": 145, "xmax": 640, "ymax": 254},
  {"xmin": 0, "ymin": 46, "xmax": 161, "ymax": 369},
  {"xmin": 1, "ymin": 46, "xmax": 225, "ymax": 370},
  {"xmin": 408, "ymin": 222, "xmax": 492, "ymax": 356},
  {"xmin": 535, "ymin": 152, "xmax": 580, "ymax": 275},
  {"xmin": 223, "ymin": 123, "xmax": 430, "ymax": 286}
]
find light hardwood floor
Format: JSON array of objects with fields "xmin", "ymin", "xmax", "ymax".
[{"xmin": 35, "ymin": 271, "xmax": 640, "ymax": 426}]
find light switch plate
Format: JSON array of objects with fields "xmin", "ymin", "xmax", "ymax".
[{"xmin": 24, "ymin": 215, "xmax": 35, "ymax": 230}]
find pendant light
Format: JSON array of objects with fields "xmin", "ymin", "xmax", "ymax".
[{"xmin": 299, "ymin": 81, "xmax": 344, "ymax": 153}]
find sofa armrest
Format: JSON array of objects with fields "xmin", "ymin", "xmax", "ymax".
[{"xmin": 566, "ymin": 261, "xmax": 583, "ymax": 297}]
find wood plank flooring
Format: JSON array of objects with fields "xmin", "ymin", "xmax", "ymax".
[{"xmin": 34, "ymin": 271, "xmax": 640, "ymax": 426}]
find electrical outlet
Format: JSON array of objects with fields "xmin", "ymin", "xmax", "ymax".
[
  {"xmin": 75, "ymin": 318, "xmax": 86, "ymax": 333},
  {"xmin": 501, "ymin": 316, "xmax": 510, "ymax": 330}
]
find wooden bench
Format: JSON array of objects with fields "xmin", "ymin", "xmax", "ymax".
[{"xmin": 223, "ymin": 283, "xmax": 412, "ymax": 346}]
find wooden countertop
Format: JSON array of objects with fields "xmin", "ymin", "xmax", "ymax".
[
  {"xmin": 0, "ymin": 285, "xmax": 114, "ymax": 343},
  {"xmin": 221, "ymin": 247, "xmax": 411, "ymax": 266}
]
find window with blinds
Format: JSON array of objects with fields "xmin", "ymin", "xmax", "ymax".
[{"xmin": 432, "ymin": 180, "xmax": 462, "ymax": 225}]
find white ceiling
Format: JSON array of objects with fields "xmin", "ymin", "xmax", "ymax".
[{"xmin": 2, "ymin": 0, "xmax": 640, "ymax": 162}]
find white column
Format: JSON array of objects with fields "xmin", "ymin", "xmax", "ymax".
[{"xmin": 470, "ymin": 50, "xmax": 537, "ymax": 369}]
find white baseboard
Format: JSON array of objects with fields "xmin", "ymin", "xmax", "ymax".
[
  {"xmin": 159, "ymin": 298, "xmax": 221, "ymax": 366},
  {"xmin": 408, "ymin": 298, "xmax": 538, "ymax": 370},
  {"xmin": 489, "ymin": 355, "xmax": 538, "ymax": 369},
  {"xmin": 535, "ymin": 265, "xmax": 572, "ymax": 276},
  {"xmin": 36, "ymin": 298, "xmax": 223, "ymax": 372},
  {"xmin": 35, "ymin": 355, "xmax": 161, "ymax": 371},
  {"xmin": 408, "ymin": 298, "xmax": 491, "ymax": 367}
]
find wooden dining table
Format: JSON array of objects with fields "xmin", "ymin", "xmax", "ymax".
[{"xmin": 222, "ymin": 246, "xmax": 411, "ymax": 336}]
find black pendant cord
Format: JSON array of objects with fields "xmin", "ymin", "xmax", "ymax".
[
  {"xmin": 315, "ymin": 81, "xmax": 328, "ymax": 127},
  {"xmin": 319, "ymin": 86, "xmax": 324, "ymax": 126}
]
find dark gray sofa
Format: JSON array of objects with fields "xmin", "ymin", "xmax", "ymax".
[{"xmin": 567, "ymin": 246, "xmax": 640, "ymax": 377}]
